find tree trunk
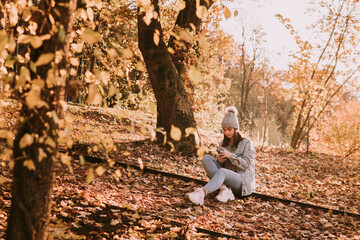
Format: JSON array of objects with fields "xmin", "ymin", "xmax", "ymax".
[
  {"xmin": 7, "ymin": 116, "xmax": 56, "ymax": 240},
  {"xmin": 138, "ymin": 0, "xmax": 198, "ymax": 154},
  {"xmin": 290, "ymin": 114, "xmax": 303, "ymax": 149},
  {"xmin": 6, "ymin": 0, "xmax": 76, "ymax": 239},
  {"xmin": 290, "ymin": 98, "xmax": 307, "ymax": 149}
]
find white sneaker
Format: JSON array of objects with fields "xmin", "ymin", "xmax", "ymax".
[
  {"xmin": 216, "ymin": 185, "xmax": 235, "ymax": 203},
  {"xmin": 185, "ymin": 187, "xmax": 206, "ymax": 206}
]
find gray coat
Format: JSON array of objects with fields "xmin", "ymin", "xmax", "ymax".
[{"xmin": 217, "ymin": 137, "xmax": 256, "ymax": 196}]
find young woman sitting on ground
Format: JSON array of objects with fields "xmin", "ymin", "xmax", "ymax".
[{"xmin": 186, "ymin": 106, "xmax": 256, "ymax": 205}]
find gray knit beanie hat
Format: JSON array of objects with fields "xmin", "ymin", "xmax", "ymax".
[{"xmin": 221, "ymin": 106, "xmax": 239, "ymax": 129}]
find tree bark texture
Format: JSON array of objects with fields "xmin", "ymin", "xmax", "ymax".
[
  {"xmin": 138, "ymin": 0, "xmax": 198, "ymax": 153},
  {"xmin": 6, "ymin": 0, "xmax": 76, "ymax": 239}
]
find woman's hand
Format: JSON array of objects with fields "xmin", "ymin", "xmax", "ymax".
[
  {"xmin": 219, "ymin": 147, "xmax": 232, "ymax": 158},
  {"xmin": 218, "ymin": 154, "xmax": 227, "ymax": 163}
]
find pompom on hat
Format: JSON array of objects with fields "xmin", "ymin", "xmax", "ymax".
[{"xmin": 221, "ymin": 106, "xmax": 239, "ymax": 129}]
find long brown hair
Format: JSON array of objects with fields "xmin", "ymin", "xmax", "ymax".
[{"xmin": 221, "ymin": 129, "xmax": 243, "ymax": 148}]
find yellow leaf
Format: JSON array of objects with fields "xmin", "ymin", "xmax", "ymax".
[
  {"xmin": 23, "ymin": 8, "xmax": 32, "ymax": 21},
  {"xmin": 179, "ymin": 29, "xmax": 194, "ymax": 42},
  {"xmin": 7, "ymin": 135, "xmax": 14, "ymax": 147},
  {"xmin": 76, "ymin": 8, "xmax": 88, "ymax": 21},
  {"xmin": 30, "ymin": 61, "xmax": 37, "ymax": 73},
  {"xmin": 86, "ymin": 167, "xmax": 95, "ymax": 184},
  {"xmin": 197, "ymin": 147, "xmax": 207, "ymax": 160},
  {"xmin": 30, "ymin": 36, "xmax": 44, "ymax": 49},
  {"xmin": 110, "ymin": 219, "xmax": 120, "ymax": 226},
  {"xmin": 170, "ymin": 125, "xmax": 181, "ymax": 141},
  {"xmin": 194, "ymin": 131, "xmax": 200, "ymax": 146},
  {"xmin": 223, "ymin": 7, "xmax": 231, "ymax": 19},
  {"xmin": 115, "ymin": 169, "xmax": 122, "ymax": 178},
  {"xmin": 1, "ymin": 149, "xmax": 12, "ymax": 161},
  {"xmin": 108, "ymin": 85, "xmax": 117, "ymax": 97},
  {"xmin": 61, "ymin": 154, "xmax": 71, "ymax": 166},
  {"xmin": 0, "ymin": 176, "xmax": 7, "ymax": 184},
  {"xmin": 45, "ymin": 137, "xmax": 56, "ymax": 148},
  {"xmin": 139, "ymin": 126, "xmax": 147, "ymax": 135},
  {"xmin": 163, "ymin": 134, "xmax": 167, "ymax": 146},
  {"xmin": 175, "ymin": 0, "xmax": 186, "ymax": 11},
  {"xmin": 35, "ymin": 53, "xmax": 54, "ymax": 66},
  {"xmin": 169, "ymin": 30, "xmax": 180, "ymax": 40},
  {"xmin": 9, "ymin": 3, "xmax": 19, "ymax": 26},
  {"xmin": 71, "ymin": 43, "xmax": 84, "ymax": 53},
  {"xmin": 95, "ymin": 0, "xmax": 102, "ymax": 9},
  {"xmin": 25, "ymin": 86, "xmax": 44, "ymax": 109},
  {"xmin": 16, "ymin": 26, "xmax": 24, "ymax": 35},
  {"xmin": 185, "ymin": 127, "xmax": 200, "ymax": 146},
  {"xmin": 170, "ymin": 232, "xmax": 178, "ymax": 238},
  {"xmin": 48, "ymin": 14, "xmax": 55, "ymax": 25},
  {"xmin": 81, "ymin": 29, "xmax": 101, "ymax": 44},
  {"xmin": 96, "ymin": 166, "xmax": 106, "ymax": 176},
  {"xmin": 119, "ymin": 49, "xmax": 134, "ymax": 59},
  {"xmin": 92, "ymin": 145, "xmax": 99, "ymax": 152},
  {"xmin": 95, "ymin": 223, "xmax": 103, "ymax": 228},
  {"xmin": 234, "ymin": 10, "xmax": 239, "ymax": 17},
  {"xmin": 142, "ymin": 9, "xmax": 154, "ymax": 26},
  {"xmin": 79, "ymin": 155, "xmax": 85, "ymax": 165},
  {"xmin": 70, "ymin": 57, "xmax": 79, "ymax": 66},
  {"xmin": 87, "ymin": 7, "xmax": 94, "ymax": 22},
  {"xmin": 23, "ymin": 160, "xmax": 36, "ymax": 171},
  {"xmin": 86, "ymin": 84, "xmax": 102, "ymax": 105},
  {"xmin": 122, "ymin": 151, "xmax": 131, "ymax": 156},
  {"xmin": 189, "ymin": 23, "xmax": 196, "ymax": 32},
  {"xmin": 196, "ymin": 5, "xmax": 207, "ymax": 20},
  {"xmin": 324, "ymin": 222, "xmax": 333, "ymax": 228},
  {"xmin": 70, "ymin": 68, "xmax": 77, "ymax": 76},
  {"xmin": 9, "ymin": 161, "xmax": 14, "ymax": 170},
  {"xmin": 38, "ymin": 148, "xmax": 47, "ymax": 162},
  {"xmin": 19, "ymin": 133, "xmax": 34, "ymax": 149},
  {"xmin": 185, "ymin": 127, "xmax": 197, "ymax": 137},
  {"xmin": 5, "ymin": 58, "xmax": 16, "ymax": 68},
  {"xmin": 138, "ymin": 158, "xmax": 144, "ymax": 170},
  {"xmin": 188, "ymin": 65, "xmax": 201, "ymax": 85},
  {"xmin": 32, "ymin": 79, "xmax": 45, "ymax": 88},
  {"xmin": 17, "ymin": 34, "xmax": 31, "ymax": 44},
  {"xmin": 153, "ymin": 30, "xmax": 160, "ymax": 46},
  {"xmin": 132, "ymin": 213, "xmax": 140, "ymax": 219},
  {"xmin": 16, "ymin": 66, "xmax": 30, "ymax": 88},
  {"xmin": 149, "ymin": 127, "xmax": 156, "ymax": 141},
  {"xmin": 142, "ymin": 15, "xmax": 151, "ymax": 26},
  {"xmin": 167, "ymin": 47, "xmax": 175, "ymax": 54}
]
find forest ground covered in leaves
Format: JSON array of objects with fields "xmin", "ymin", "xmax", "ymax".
[{"xmin": 1, "ymin": 101, "xmax": 360, "ymax": 239}]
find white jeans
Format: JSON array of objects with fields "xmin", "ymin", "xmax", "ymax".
[{"xmin": 202, "ymin": 154, "xmax": 242, "ymax": 195}]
